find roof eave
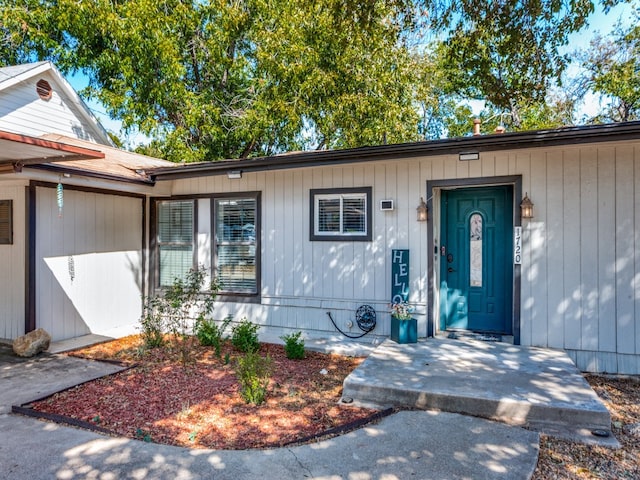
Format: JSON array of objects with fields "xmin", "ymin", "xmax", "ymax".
[
  {"xmin": 0, "ymin": 130, "xmax": 106, "ymax": 165},
  {"xmin": 149, "ymin": 121, "xmax": 640, "ymax": 181},
  {"xmin": 28, "ymin": 163, "xmax": 156, "ymax": 186}
]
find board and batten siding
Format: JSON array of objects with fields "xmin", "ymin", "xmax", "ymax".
[
  {"xmin": 168, "ymin": 140, "xmax": 639, "ymax": 373},
  {"xmin": 0, "ymin": 72, "xmax": 104, "ymax": 144},
  {"xmin": 170, "ymin": 163, "xmax": 430, "ymax": 338},
  {"xmin": 513, "ymin": 143, "xmax": 639, "ymax": 374},
  {"xmin": 35, "ymin": 186, "xmax": 144, "ymax": 341},
  {"xmin": 0, "ymin": 181, "xmax": 26, "ymax": 340}
]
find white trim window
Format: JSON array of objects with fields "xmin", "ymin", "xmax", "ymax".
[{"xmin": 310, "ymin": 187, "xmax": 372, "ymax": 241}]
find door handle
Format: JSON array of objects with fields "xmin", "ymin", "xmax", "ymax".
[{"xmin": 448, "ymin": 267, "xmax": 456, "ymax": 273}]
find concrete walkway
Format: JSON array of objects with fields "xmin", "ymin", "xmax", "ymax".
[
  {"xmin": 0, "ymin": 340, "xmax": 542, "ymax": 479},
  {"xmin": 1, "ymin": 409, "xmax": 539, "ymax": 480},
  {"xmin": 343, "ymin": 338, "xmax": 617, "ymax": 447},
  {"xmin": 0, "ymin": 345, "xmax": 125, "ymax": 415}
]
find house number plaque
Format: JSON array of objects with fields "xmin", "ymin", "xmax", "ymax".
[{"xmin": 514, "ymin": 226, "xmax": 522, "ymax": 265}]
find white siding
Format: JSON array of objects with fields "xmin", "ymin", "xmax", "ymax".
[
  {"xmin": 521, "ymin": 143, "xmax": 640, "ymax": 373},
  {"xmin": 0, "ymin": 181, "xmax": 26, "ymax": 340},
  {"xmin": 168, "ymin": 140, "xmax": 640, "ymax": 373},
  {"xmin": 35, "ymin": 187, "xmax": 143, "ymax": 341},
  {"xmin": 172, "ymin": 162, "xmax": 433, "ymax": 339},
  {"xmin": 0, "ymin": 71, "xmax": 105, "ymax": 144}
]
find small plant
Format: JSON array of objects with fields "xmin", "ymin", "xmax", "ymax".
[
  {"xmin": 135, "ymin": 428, "xmax": 153, "ymax": 443},
  {"xmin": 195, "ymin": 316, "xmax": 231, "ymax": 357},
  {"xmin": 177, "ymin": 401, "xmax": 194, "ymax": 421},
  {"xmin": 389, "ymin": 301, "xmax": 414, "ymax": 320},
  {"xmin": 281, "ymin": 331, "xmax": 305, "ymax": 359},
  {"xmin": 139, "ymin": 266, "xmax": 220, "ymax": 365},
  {"xmin": 231, "ymin": 318, "xmax": 260, "ymax": 353},
  {"xmin": 235, "ymin": 351, "xmax": 272, "ymax": 405},
  {"xmin": 139, "ymin": 295, "xmax": 166, "ymax": 349}
]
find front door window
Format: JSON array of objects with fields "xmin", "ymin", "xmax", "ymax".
[{"xmin": 469, "ymin": 213, "xmax": 483, "ymax": 287}]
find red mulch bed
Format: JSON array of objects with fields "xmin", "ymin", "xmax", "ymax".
[{"xmin": 31, "ymin": 335, "xmax": 377, "ymax": 450}]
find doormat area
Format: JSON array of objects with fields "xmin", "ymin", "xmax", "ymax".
[{"xmin": 447, "ymin": 331, "xmax": 503, "ymax": 342}]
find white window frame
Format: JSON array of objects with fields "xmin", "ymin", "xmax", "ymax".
[{"xmin": 310, "ymin": 187, "xmax": 372, "ymax": 241}]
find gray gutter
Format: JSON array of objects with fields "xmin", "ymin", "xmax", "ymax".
[
  {"xmin": 149, "ymin": 121, "xmax": 640, "ymax": 181},
  {"xmin": 28, "ymin": 163, "xmax": 156, "ymax": 186}
]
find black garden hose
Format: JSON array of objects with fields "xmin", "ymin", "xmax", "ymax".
[{"xmin": 326, "ymin": 305, "xmax": 376, "ymax": 339}]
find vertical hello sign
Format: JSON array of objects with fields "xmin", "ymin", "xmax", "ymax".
[{"xmin": 391, "ymin": 249, "xmax": 410, "ymax": 303}]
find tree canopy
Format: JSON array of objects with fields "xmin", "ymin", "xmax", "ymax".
[
  {"xmin": 575, "ymin": 9, "xmax": 640, "ymax": 123},
  {"xmin": 0, "ymin": 0, "xmax": 630, "ymax": 162}
]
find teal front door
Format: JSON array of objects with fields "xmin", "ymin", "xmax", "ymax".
[{"xmin": 439, "ymin": 186, "xmax": 513, "ymax": 334}]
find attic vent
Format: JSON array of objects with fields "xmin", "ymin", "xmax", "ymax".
[{"xmin": 36, "ymin": 79, "xmax": 53, "ymax": 100}]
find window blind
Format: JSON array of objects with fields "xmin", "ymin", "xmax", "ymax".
[
  {"xmin": 157, "ymin": 200, "xmax": 194, "ymax": 286},
  {"xmin": 0, "ymin": 200, "xmax": 12, "ymax": 245},
  {"xmin": 215, "ymin": 198, "xmax": 257, "ymax": 293},
  {"xmin": 315, "ymin": 193, "xmax": 366, "ymax": 235},
  {"xmin": 343, "ymin": 196, "xmax": 366, "ymax": 233}
]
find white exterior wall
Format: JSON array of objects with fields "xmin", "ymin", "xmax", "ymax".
[
  {"xmin": 35, "ymin": 186, "xmax": 144, "ymax": 341},
  {"xmin": 0, "ymin": 180, "xmax": 26, "ymax": 340},
  {"xmin": 0, "ymin": 71, "xmax": 105, "ymax": 144},
  {"xmin": 171, "ymin": 162, "xmax": 429, "ymax": 339},
  {"xmin": 168, "ymin": 139, "xmax": 640, "ymax": 374},
  {"xmin": 518, "ymin": 143, "xmax": 640, "ymax": 374}
]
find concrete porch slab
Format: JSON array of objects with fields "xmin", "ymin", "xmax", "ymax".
[
  {"xmin": 48, "ymin": 334, "xmax": 114, "ymax": 354},
  {"xmin": 342, "ymin": 338, "xmax": 618, "ymax": 447}
]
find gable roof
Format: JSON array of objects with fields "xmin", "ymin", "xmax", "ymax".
[
  {"xmin": 31, "ymin": 134, "xmax": 175, "ymax": 184},
  {"xmin": 0, "ymin": 61, "xmax": 114, "ymax": 147},
  {"xmin": 0, "ymin": 129, "xmax": 175, "ymax": 184},
  {"xmin": 149, "ymin": 121, "xmax": 640, "ymax": 181},
  {"xmin": 0, "ymin": 130, "xmax": 104, "ymax": 173},
  {"xmin": 0, "ymin": 61, "xmax": 50, "ymax": 82}
]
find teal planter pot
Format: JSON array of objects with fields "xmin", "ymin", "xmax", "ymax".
[{"xmin": 390, "ymin": 317, "xmax": 417, "ymax": 344}]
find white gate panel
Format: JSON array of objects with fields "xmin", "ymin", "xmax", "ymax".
[{"xmin": 36, "ymin": 187, "xmax": 143, "ymax": 341}]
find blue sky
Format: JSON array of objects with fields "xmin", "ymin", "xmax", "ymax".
[
  {"xmin": 563, "ymin": 2, "xmax": 635, "ymax": 118},
  {"xmin": 68, "ymin": 2, "xmax": 636, "ymax": 146}
]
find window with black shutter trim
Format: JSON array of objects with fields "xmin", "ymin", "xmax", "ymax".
[{"xmin": 0, "ymin": 200, "xmax": 12, "ymax": 245}]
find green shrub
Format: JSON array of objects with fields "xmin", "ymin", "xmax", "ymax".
[
  {"xmin": 140, "ymin": 295, "xmax": 166, "ymax": 349},
  {"xmin": 231, "ymin": 318, "xmax": 260, "ymax": 353},
  {"xmin": 235, "ymin": 351, "xmax": 272, "ymax": 405},
  {"xmin": 139, "ymin": 266, "xmax": 220, "ymax": 364},
  {"xmin": 195, "ymin": 316, "xmax": 231, "ymax": 357},
  {"xmin": 280, "ymin": 331, "xmax": 305, "ymax": 359}
]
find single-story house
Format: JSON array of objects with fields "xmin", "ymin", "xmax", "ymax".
[{"xmin": 1, "ymin": 62, "xmax": 639, "ymax": 374}]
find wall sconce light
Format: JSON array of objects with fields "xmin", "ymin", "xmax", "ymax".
[
  {"xmin": 227, "ymin": 170, "xmax": 242, "ymax": 179},
  {"xmin": 417, "ymin": 197, "xmax": 428, "ymax": 222},
  {"xmin": 520, "ymin": 193, "xmax": 534, "ymax": 219},
  {"xmin": 459, "ymin": 152, "xmax": 479, "ymax": 161}
]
